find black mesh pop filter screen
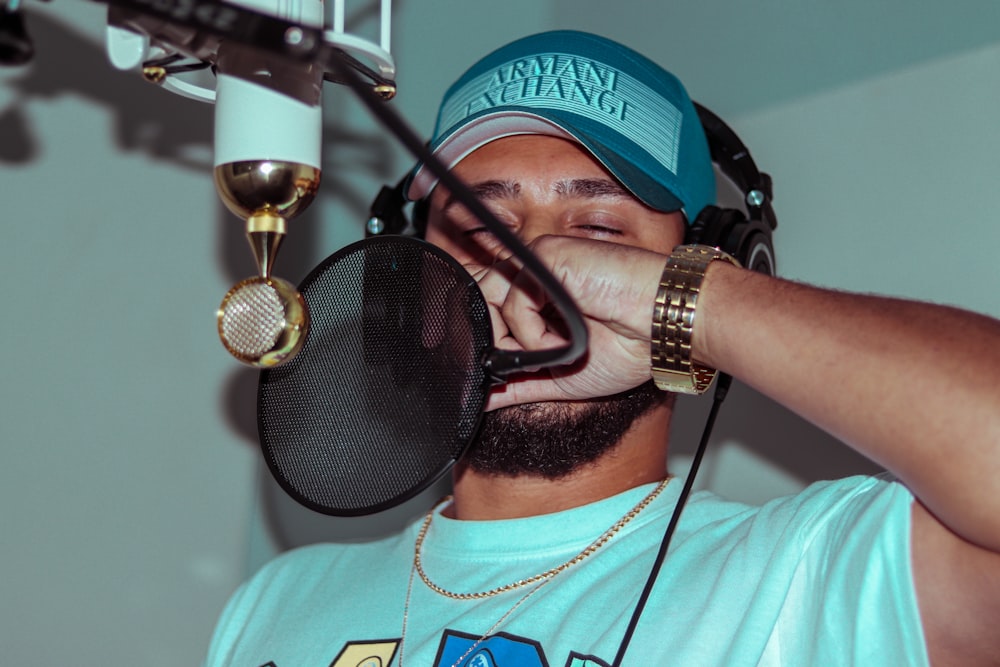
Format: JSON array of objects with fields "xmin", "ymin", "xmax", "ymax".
[{"xmin": 258, "ymin": 236, "xmax": 493, "ymax": 516}]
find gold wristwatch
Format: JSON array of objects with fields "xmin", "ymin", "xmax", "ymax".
[{"xmin": 651, "ymin": 245, "xmax": 740, "ymax": 395}]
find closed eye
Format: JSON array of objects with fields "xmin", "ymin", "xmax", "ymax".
[{"xmin": 576, "ymin": 223, "xmax": 624, "ymax": 236}]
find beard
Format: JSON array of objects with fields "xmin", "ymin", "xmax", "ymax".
[{"xmin": 463, "ymin": 380, "xmax": 671, "ymax": 479}]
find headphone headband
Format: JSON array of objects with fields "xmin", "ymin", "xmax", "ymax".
[{"xmin": 693, "ymin": 103, "xmax": 777, "ymax": 233}]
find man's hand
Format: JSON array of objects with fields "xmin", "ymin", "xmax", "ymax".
[{"xmin": 468, "ymin": 235, "xmax": 670, "ymax": 410}]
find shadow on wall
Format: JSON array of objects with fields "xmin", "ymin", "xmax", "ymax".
[
  {"xmin": 1, "ymin": 9, "xmax": 400, "ymax": 219},
  {"xmin": 3, "ymin": 6, "xmax": 423, "ymax": 545},
  {"xmin": 0, "ymin": 9, "xmax": 214, "ymax": 168},
  {"xmin": 671, "ymin": 380, "xmax": 884, "ymax": 484}
]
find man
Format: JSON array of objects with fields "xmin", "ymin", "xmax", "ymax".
[{"xmin": 205, "ymin": 30, "xmax": 1000, "ymax": 666}]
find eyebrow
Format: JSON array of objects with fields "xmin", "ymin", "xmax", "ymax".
[
  {"xmin": 554, "ymin": 178, "xmax": 631, "ymax": 199},
  {"xmin": 441, "ymin": 180, "xmax": 519, "ymax": 213},
  {"xmin": 441, "ymin": 177, "xmax": 630, "ymax": 212}
]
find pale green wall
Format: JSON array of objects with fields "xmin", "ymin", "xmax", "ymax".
[
  {"xmin": 1, "ymin": 0, "xmax": 997, "ymax": 663},
  {"xmin": 676, "ymin": 40, "xmax": 1000, "ymax": 504}
]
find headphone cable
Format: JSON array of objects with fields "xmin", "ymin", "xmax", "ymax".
[{"xmin": 611, "ymin": 372, "xmax": 733, "ymax": 667}]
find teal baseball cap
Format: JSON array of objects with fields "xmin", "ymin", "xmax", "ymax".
[{"xmin": 406, "ymin": 30, "xmax": 716, "ymax": 222}]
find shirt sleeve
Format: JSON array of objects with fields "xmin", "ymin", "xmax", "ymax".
[{"xmin": 768, "ymin": 474, "xmax": 929, "ymax": 666}]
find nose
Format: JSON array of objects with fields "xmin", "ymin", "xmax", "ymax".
[
  {"xmin": 482, "ymin": 216, "xmax": 554, "ymax": 267},
  {"xmin": 508, "ymin": 209, "xmax": 561, "ymax": 248}
]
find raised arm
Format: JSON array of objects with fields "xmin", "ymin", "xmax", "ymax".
[
  {"xmin": 695, "ymin": 261, "xmax": 1000, "ymax": 667},
  {"xmin": 482, "ymin": 235, "xmax": 1000, "ymax": 666}
]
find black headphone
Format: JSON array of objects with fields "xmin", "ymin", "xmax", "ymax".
[
  {"xmin": 689, "ymin": 103, "xmax": 777, "ymax": 276},
  {"xmin": 367, "ymin": 102, "xmax": 777, "ymax": 276}
]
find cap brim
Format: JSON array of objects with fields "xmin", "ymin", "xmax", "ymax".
[{"xmin": 406, "ymin": 110, "xmax": 685, "ymax": 215}]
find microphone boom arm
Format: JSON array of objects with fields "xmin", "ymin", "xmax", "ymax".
[{"xmin": 321, "ymin": 51, "xmax": 589, "ymax": 379}]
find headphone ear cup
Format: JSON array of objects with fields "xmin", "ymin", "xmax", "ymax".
[
  {"xmin": 736, "ymin": 228, "xmax": 776, "ymax": 277},
  {"xmin": 687, "ymin": 205, "xmax": 776, "ymax": 277},
  {"xmin": 687, "ymin": 204, "xmax": 722, "ymax": 247},
  {"xmin": 411, "ymin": 198, "xmax": 429, "ymax": 238},
  {"xmin": 367, "ymin": 180, "xmax": 412, "ymax": 237}
]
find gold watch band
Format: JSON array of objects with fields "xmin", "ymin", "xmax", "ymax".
[{"xmin": 651, "ymin": 245, "xmax": 740, "ymax": 395}]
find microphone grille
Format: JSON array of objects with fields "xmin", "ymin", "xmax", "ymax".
[
  {"xmin": 218, "ymin": 276, "xmax": 309, "ymax": 367},
  {"xmin": 220, "ymin": 281, "xmax": 285, "ymax": 357}
]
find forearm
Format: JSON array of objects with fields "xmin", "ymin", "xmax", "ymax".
[{"xmin": 695, "ymin": 263, "xmax": 1000, "ymax": 550}]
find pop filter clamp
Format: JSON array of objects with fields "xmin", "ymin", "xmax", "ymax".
[{"xmin": 97, "ymin": 0, "xmax": 589, "ymax": 381}]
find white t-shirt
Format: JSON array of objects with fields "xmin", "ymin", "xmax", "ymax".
[{"xmin": 204, "ymin": 475, "xmax": 927, "ymax": 666}]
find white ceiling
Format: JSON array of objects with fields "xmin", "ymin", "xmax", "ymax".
[
  {"xmin": 553, "ymin": 0, "xmax": 1000, "ymax": 117},
  {"xmin": 18, "ymin": 0, "xmax": 1000, "ymax": 122}
]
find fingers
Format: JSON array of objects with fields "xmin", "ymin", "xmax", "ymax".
[
  {"xmin": 467, "ymin": 236, "xmax": 664, "ymax": 354},
  {"xmin": 464, "ymin": 257, "xmax": 557, "ymax": 351},
  {"xmin": 466, "ymin": 262, "xmax": 519, "ymax": 351},
  {"xmin": 534, "ymin": 236, "xmax": 667, "ymax": 340},
  {"xmin": 460, "ymin": 237, "xmax": 668, "ymax": 408}
]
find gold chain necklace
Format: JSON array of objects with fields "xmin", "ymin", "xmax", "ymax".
[
  {"xmin": 398, "ymin": 478, "xmax": 671, "ymax": 667},
  {"xmin": 414, "ymin": 477, "xmax": 671, "ymax": 600},
  {"xmin": 400, "ymin": 557, "xmax": 554, "ymax": 667}
]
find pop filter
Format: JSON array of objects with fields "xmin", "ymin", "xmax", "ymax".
[{"xmin": 258, "ymin": 235, "xmax": 493, "ymax": 516}]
